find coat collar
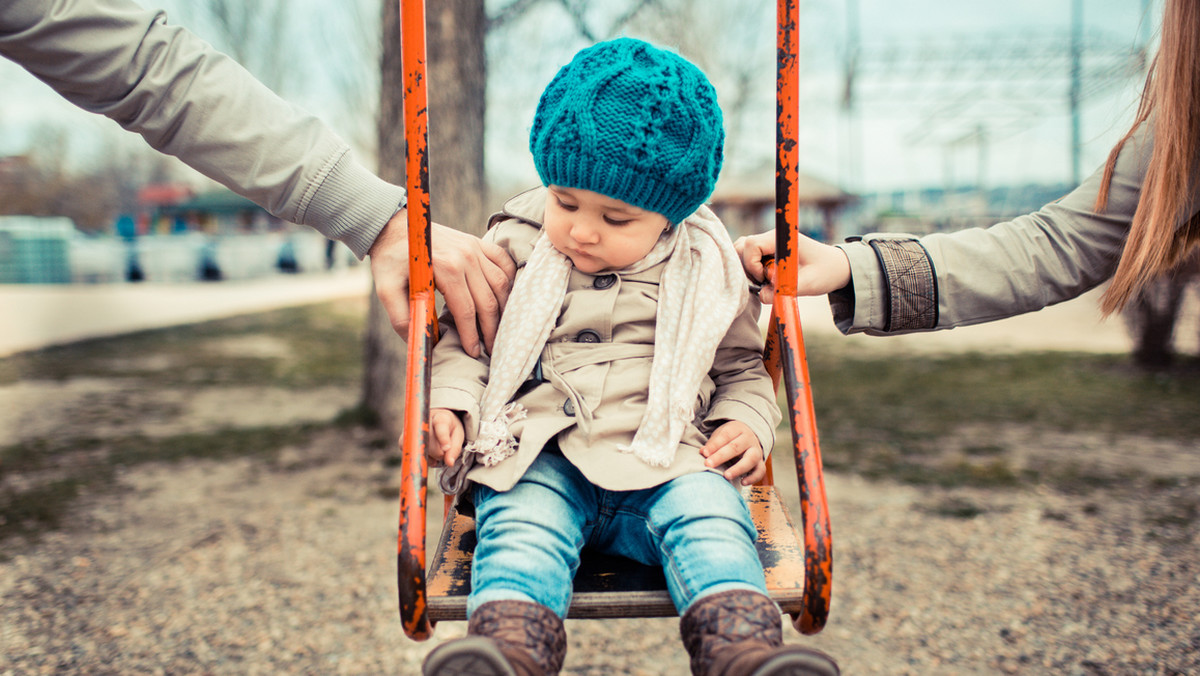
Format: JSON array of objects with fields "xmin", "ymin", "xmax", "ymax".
[{"xmin": 488, "ymin": 186, "xmax": 548, "ymax": 230}]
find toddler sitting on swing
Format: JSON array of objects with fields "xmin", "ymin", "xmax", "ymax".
[{"xmin": 423, "ymin": 37, "xmax": 839, "ymax": 676}]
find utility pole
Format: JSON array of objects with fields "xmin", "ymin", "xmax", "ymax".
[
  {"xmin": 1069, "ymin": 0, "xmax": 1083, "ymax": 185},
  {"xmin": 841, "ymin": 0, "xmax": 861, "ymax": 194}
]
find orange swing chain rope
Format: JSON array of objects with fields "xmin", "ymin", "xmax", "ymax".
[
  {"xmin": 773, "ymin": 0, "xmax": 833, "ymax": 635},
  {"xmin": 397, "ymin": 0, "xmax": 436, "ymax": 642}
]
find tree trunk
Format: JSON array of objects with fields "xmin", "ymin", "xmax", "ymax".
[
  {"xmin": 1124, "ymin": 278, "xmax": 1187, "ymax": 369},
  {"xmin": 427, "ymin": 0, "xmax": 488, "ymax": 237},
  {"xmin": 362, "ymin": 0, "xmax": 487, "ymax": 442}
]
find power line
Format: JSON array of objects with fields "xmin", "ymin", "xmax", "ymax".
[{"xmin": 840, "ymin": 2, "xmax": 1149, "ymax": 189}]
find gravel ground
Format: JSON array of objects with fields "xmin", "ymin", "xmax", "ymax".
[
  {"xmin": 2, "ymin": 413, "xmax": 1198, "ymax": 675},
  {"xmin": 2, "ymin": 290, "xmax": 1199, "ymax": 675}
]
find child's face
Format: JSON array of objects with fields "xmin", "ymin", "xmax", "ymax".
[{"xmin": 544, "ymin": 186, "xmax": 670, "ymax": 274}]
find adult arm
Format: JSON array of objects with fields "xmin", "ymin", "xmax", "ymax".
[
  {"xmin": 739, "ymin": 123, "xmax": 1196, "ymax": 335},
  {"xmin": 0, "ymin": 0, "xmax": 400, "ymax": 256},
  {"xmin": 1, "ymin": 0, "xmax": 514, "ymax": 349},
  {"xmin": 832, "ymin": 125, "xmax": 1160, "ymax": 334}
]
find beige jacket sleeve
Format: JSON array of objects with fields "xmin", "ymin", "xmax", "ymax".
[
  {"xmin": 831, "ymin": 122, "xmax": 1192, "ymax": 335},
  {"xmin": 0, "ymin": 0, "xmax": 404, "ymax": 258},
  {"xmin": 703, "ymin": 295, "xmax": 781, "ymax": 459}
]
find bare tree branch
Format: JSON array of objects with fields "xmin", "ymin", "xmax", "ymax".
[
  {"xmin": 194, "ymin": 0, "xmax": 295, "ymax": 96},
  {"xmin": 555, "ymin": 0, "xmax": 596, "ymax": 42},
  {"xmin": 488, "ymin": 0, "xmax": 548, "ymax": 30},
  {"xmin": 550, "ymin": 0, "xmax": 661, "ymax": 42},
  {"xmin": 605, "ymin": 0, "xmax": 658, "ymax": 36}
]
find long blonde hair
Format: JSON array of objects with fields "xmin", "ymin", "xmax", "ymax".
[{"xmin": 1095, "ymin": 0, "xmax": 1200, "ymax": 314}]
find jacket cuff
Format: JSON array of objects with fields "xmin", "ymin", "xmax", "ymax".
[
  {"xmin": 832, "ymin": 240, "xmax": 886, "ymax": 332},
  {"xmin": 866, "ymin": 237, "xmax": 938, "ymax": 331},
  {"xmin": 295, "ymin": 148, "xmax": 407, "ymax": 259},
  {"xmin": 833, "ymin": 237, "xmax": 938, "ymax": 333}
]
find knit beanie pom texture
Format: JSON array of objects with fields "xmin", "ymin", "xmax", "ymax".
[{"xmin": 529, "ymin": 37, "xmax": 724, "ymax": 226}]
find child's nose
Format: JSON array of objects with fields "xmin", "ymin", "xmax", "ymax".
[{"xmin": 570, "ymin": 220, "xmax": 600, "ymax": 244}]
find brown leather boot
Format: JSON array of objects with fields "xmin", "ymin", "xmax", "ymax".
[
  {"xmin": 422, "ymin": 600, "xmax": 567, "ymax": 676},
  {"xmin": 680, "ymin": 590, "xmax": 840, "ymax": 676}
]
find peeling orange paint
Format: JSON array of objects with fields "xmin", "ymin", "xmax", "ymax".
[{"xmin": 396, "ymin": 0, "xmax": 435, "ymax": 643}]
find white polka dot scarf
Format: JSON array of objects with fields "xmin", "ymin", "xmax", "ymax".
[{"xmin": 463, "ymin": 204, "xmax": 747, "ymax": 470}]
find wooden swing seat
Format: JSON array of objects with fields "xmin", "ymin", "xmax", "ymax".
[{"xmin": 426, "ymin": 485, "xmax": 808, "ymax": 621}]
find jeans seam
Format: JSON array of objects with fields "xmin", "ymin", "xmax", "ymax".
[{"xmin": 645, "ymin": 519, "xmax": 696, "ymax": 609}]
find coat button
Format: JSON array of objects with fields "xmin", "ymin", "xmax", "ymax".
[
  {"xmin": 594, "ymin": 274, "xmax": 617, "ymax": 290},
  {"xmin": 575, "ymin": 329, "xmax": 601, "ymax": 343},
  {"xmin": 563, "ymin": 398, "xmax": 576, "ymax": 416}
]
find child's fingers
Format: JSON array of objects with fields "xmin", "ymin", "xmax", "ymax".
[
  {"xmin": 703, "ymin": 423, "xmax": 759, "ymax": 469},
  {"xmin": 443, "ymin": 423, "xmax": 465, "ymax": 467},
  {"xmin": 732, "ymin": 457, "xmax": 767, "ymax": 486},
  {"xmin": 429, "ymin": 411, "xmax": 464, "ymax": 467},
  {"xmin": 700, "ymin": 424, "xmax": 740, "ymax": 459},
  {"xmin": 723, "ymin": 451, "xmax": 753, "ymax": 481},
  {"xmin": 422, "ymin": 422, "xmax": 441, "ymax": 465},
  {"xmin": 702, "ymin": 440, "xmax": 738, "ymax": 468},
  {"xmin": 716, "ymin": 439, "xmax": 765, "ymax": 484},
  {"xmin": 704, "ymin": 438, "xmax": 754, "ymax": 470}
]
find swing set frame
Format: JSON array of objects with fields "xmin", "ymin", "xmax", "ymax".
[{"xmin": 394, "ymin": 0, "xmax": 831, "ymax": 643}]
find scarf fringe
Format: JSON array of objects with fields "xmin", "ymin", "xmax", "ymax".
[{"xmin": 465, "ymin": 401, "xmax": 528, "ymax": 467}]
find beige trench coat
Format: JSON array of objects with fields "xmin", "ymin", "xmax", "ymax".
[{"xmin": 430, "ymin": 188, "xmax": 780, "ymax": 492}]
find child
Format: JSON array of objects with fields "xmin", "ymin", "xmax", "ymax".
[{"xmin": 422, "ymin": 38, "xmax": 839, "ymax": 676}]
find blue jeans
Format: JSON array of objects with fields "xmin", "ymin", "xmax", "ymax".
[{"xmin": 468, "ymin": 449, "xmax": 766, "ymax": 618}]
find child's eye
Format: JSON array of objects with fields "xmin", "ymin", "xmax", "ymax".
[
  {"xmin": 555, "ymin": 197, "xmax": 578, "ymax": 212},
  {"xmin": 604, "ymin": 216, "xmax": 632, "ymax": 226}
]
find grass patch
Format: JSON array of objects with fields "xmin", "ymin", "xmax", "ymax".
[
  {"xmin": 0, "ymin": 299, "xmax": 379, "ymax": 553},
  {"xmin": 918, "ymin": 496, "xmax": 990, "ymax": 519},
  {"xmin": 807, "ymin": 344, "xmax": 1200, "ymax": 440},
  {"xmin": 0, "ymin": 477, "xmax": 88, "ymax": 544},
  {"xmin": 0, "ymin": 300, "xmax": 376, "ymax": 554},
  {"xmin": 106, "ymin": 425, "xmax": 323, "ymax": 466},
  {"xmin": 0, "ymin": 302, "xmax": 365, "ymax": 388},
  {"xmin": 0, "ymin": 424, "xmax": 330, "ymax": 553},
  {"xmin": 784, "ymin": 337, "xmax": 1200, "ymax": 490}
]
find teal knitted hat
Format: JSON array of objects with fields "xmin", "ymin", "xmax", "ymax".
[{"xmin": 529, "ymin": 37, "xmax": 724, "ymax": 226}]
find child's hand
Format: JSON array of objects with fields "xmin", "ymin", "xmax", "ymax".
[
  {"xmin": 700, "ymin": 421, "xmax": 766, "ymax": 486},
  {"xmin": 429, "ymin": 408, "xmax": 465, "ymax": 468}
]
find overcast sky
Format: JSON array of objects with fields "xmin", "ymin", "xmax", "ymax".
[{"xmin": 0, "ymin": 0, "xmax": 1161, "ymax": 195}]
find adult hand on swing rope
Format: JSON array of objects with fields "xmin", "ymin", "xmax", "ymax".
[
  {"xmin": 734, "ymin": 230, "xmax": 852, "ymax": 304},
  {"xmin": 370, "ymin": 210, "xmax": 516, "ymax": 357}
]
